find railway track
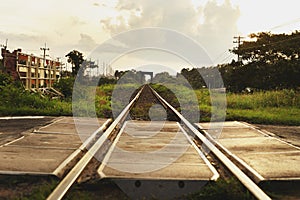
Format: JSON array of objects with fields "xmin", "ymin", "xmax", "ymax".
[{"xmin": 47, "ymin": 84, "xmax": 271, "ymax": 200}]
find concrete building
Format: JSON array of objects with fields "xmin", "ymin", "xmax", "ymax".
[{"xmin": 1, "ymin": 48, "xmax": 60, "ymax": 89}]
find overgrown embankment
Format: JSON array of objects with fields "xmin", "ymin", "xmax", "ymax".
[
  {"xmin": 1, "ymin": 72, "xmax": 300, "ymax": 126},
  {"xmin": 0, "ymin": 74, "xmax": 71, "ymax": 116}
]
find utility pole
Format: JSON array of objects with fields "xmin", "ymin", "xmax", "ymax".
[
  {"xmin": 97, "ymin": 59, "xmax": 99, "ymax": 76},
  {"xmin": 40, "ymin": 43, "xmax": 50, "ymax": 67},
  {"xmin": 102, "ymin": 61, "xmax": 105, "ymax": 76},
  {"xmin": 233, "ymin": 36, "xmax": 244, "ymax": 62}
]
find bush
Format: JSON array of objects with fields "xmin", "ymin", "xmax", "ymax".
[
  {"xmin": 0, "ymin": 81, "xmax": 72, "ymax": 116},
  {"xmin": 53, "ymin": 77, "xmax": 75, "ymax": 99},
  {"xmin": 0, "ymin": 72, "xmax": 12, "ymax": 86}
]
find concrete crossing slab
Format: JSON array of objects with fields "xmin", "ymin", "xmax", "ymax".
[
  {"xmin": 35, "ymin": 117, "xmax": 107, "ymax": 135},
  {"xmin": 98, "ymin": 120, "xmax": 218, "ymax": 181},
  {"xmin": 8, "ymin": 133, "xmax": 81, "ymax": 149},
  {"xmin": 195, "ymin": 121, "xmax": 300, "ymax": 182},
  {"xmin": 0, "ymin": 146, "xmax": 74, "ymax": 174},
  {"xmin": 238, "ymin": 151, "xmax": 300, "ymax": 179},
  {"xmin": 0, "ymin": 117, "xmax": 109, "ymax": 176}
]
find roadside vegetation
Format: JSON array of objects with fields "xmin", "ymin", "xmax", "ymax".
[
  {"xmin": 0, "ymin": 73, "xmax": 71, "ymax": 116},
  {"xmin": 1, "ymin": 73, "xmax": 300, "ymax": 125},
  {"xmin": 152, "ymin": 83, "xmax": 300, "ymax": 125},
  {"xmin": 226, "ymin": 89, "xmax": 300, "ymax": 125}
]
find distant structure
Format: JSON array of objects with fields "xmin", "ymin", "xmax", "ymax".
[
  {"xmin": 140, "ymin": 71, "xmax": 153, "ymax": 83},
  {"xmin": 1, "ymin": 48, "xmax": 61, "ymax": 90}
]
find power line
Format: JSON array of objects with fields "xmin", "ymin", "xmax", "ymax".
[
  {"xmin": 213, "ymin": 50, "xmax": 229, "ymax": 64},
  {"xmin": 235, "ymin": 32, "xmax": 300, "ymax": 52},
  {"xmin": 236, "ymin": 17, "xmax": 300, "ymax": 52},
  {"xmin": 270, "ymin": 17, "xmax": 300, "ymax": 31},
  {"xmin": 220, "ymin": 53, "xmax": 235, "ymax": 64}
]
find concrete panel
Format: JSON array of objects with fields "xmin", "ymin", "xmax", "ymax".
[
  {"xmin": 0, "ymin": 146, "xmax": 74, "ymax": 173},
  {"xmin": 9, "ymin": 133, "xmax": 82, "ymax": 149},
  {"xmin": 35, "ymin": 117, "xmax": 108, "ymax": 135},
  {"xmin": 239, "ymin": 152, "xmax": 300, "ymax": 179},
  {"xmin": 196, "ymin": 121, "xmax": 300, "ymax": 181},
  {"xmin": 0, "ymin": 117, "xmax": 109, "ymax": 175},
  {"xmin": 101, "ymin": 163, "xmax": 213, "ymax": 180},
  {"xmin": 219, "ymin": 137, "xmax": 297, "ymax": 153},
  {"xmin": 99, "ymin": 120, "xmax": 218, "ymax": 181}
]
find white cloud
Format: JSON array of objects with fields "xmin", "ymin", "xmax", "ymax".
[
  {"xmin": 100, "ymin": 0, "xmax": 240, "ymax": 61},
  {"xmin": 197, "ymin": 0, "xmax": 240, "ymax": 59},
  {"xmin": 77, "ymin": 33, "xmax": 98, "ymax": 51}
]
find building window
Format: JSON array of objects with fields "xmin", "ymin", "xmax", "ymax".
[
  {"xmin": 19, "ymin": 72, "xmax": 26, "ymax": 77},
  {"xmin": 18, "ymin": 60, "xmax": 26, "ymax": 65}
]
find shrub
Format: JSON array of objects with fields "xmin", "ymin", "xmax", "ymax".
[{"xmin": 53, "ymin": 77, "xmax": 75, "ymax": 99}]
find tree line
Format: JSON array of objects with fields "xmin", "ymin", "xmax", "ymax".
[
  {"xmin": 60, "ymin": 30, "xmax": 300, "ymax": 95},
  {"xmin": 114, "ymin": 31, "xmax": 300, "ymax": 92},
  {"xmin": 224, "ymin": 31, "xmax": 300, "ymax": 91}
]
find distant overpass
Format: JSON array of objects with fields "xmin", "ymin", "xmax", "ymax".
[{"xmin": 140, "ymin": 71, "xmax": 153, "ymax": 83}]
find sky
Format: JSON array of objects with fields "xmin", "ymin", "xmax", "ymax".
[{"xmin": 1, "ymin": 0, "xmax": 300, "ymax": 74}]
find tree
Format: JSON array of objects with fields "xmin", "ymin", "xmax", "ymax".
[
  {"xmin": 0, "ymin": 59, "xmax": 4, "ymax": 71},
  {"xmin": 226, "ymin": 31, "xmax": 300, "ymax": 91},
  {"xmin": 232, "ymin": 31, "xmax": 300, "ymax": 64},
  {"xmin": 180, "ymin": 68, "xmax": 206, "ymax": 89},
  {"xmin": 114, "ymin": 70, "xmax": 126, "ymax": 80},
  {"xmin": 65, "ymin": 50, "xmax": 84, "ymax": 76},
  {"xmin": 152, "ymin": 72, "xmax": 177, "ymax": 84},
  {"xmin": 0, "ymin": 71, "xmax": 12, "ymax": 86},
  {"xmin": 53, "ymin": 77, "xmax": 75, "ymax": 99}
]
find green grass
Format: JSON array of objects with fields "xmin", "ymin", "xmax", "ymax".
[
  {"xmin": 225, "ymin": 89, "xmax": 300, "ymax": 125},
  {"xmin": 0, "ymin": 175, "xmax": 58, "ymax": 200},
  {"xmin": 226, "ymin": 107, "xmax": 300, "ymax": 125},
  {"xmin": 152, "ymin": 85, "xmax": 300, "ymax": 125},
  {"xmin": 0, "ymin": 84, "xmax": 72, "ymax": 116},
  {"xmin": 227, "ymin": 89, "xmax": 300, "ymax": 109},
  {"xmin": 1, "ymin": 82, "xmax": 299, "ymax": 125},
  {"xmin": 188, "ymin": 178, "xmax": 254, "ymax": 200}
]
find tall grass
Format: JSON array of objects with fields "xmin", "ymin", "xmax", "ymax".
[
  {"xmin": 150, "ymin": 85, "xmax": 300, "ymax": 125},
  {"xmin": 0, "ymin": 84, "xmax": 71, "ymax": 116},
  {"xmin": 1, "ymin": 80, "xmax": 299, "ymax": 125},
  {"xmin": 227, "ymin": 89, "xmax": 300, "ymax": 109},
  {"xmin": 226, "ymin": 89, "xmax": 300, "ymax": 125}
]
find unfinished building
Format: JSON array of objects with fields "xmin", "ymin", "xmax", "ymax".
[{"xmin": 1, "ymin": 48, "xmax": 61, "ymax": 90}]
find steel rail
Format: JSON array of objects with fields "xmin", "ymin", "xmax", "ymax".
[
  {"xmin": 53, "ymin": 118, "xmax": 112, "ymax": 177},
  {"xmin": 47, "ymin": 85, "xmax": 145, "ymax": 200},
  {"xmin": 149, "ymin": 85, "xmax": 271, "ymax": 200}
]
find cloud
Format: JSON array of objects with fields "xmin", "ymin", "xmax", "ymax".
[
  {"xmin": 69, "ymin": 16, "xmax": 87, "ymax": 26},
  {"xmin": 0, "ymin": 31, "xmax": 48, "ymax": 53},
  {"xmin": 100, "ymin": 0, "xmax": 240, "ymax": 60},
  {"xmin": 76, "ymin": 33, "xmax": 98, "ymax": 51}
]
